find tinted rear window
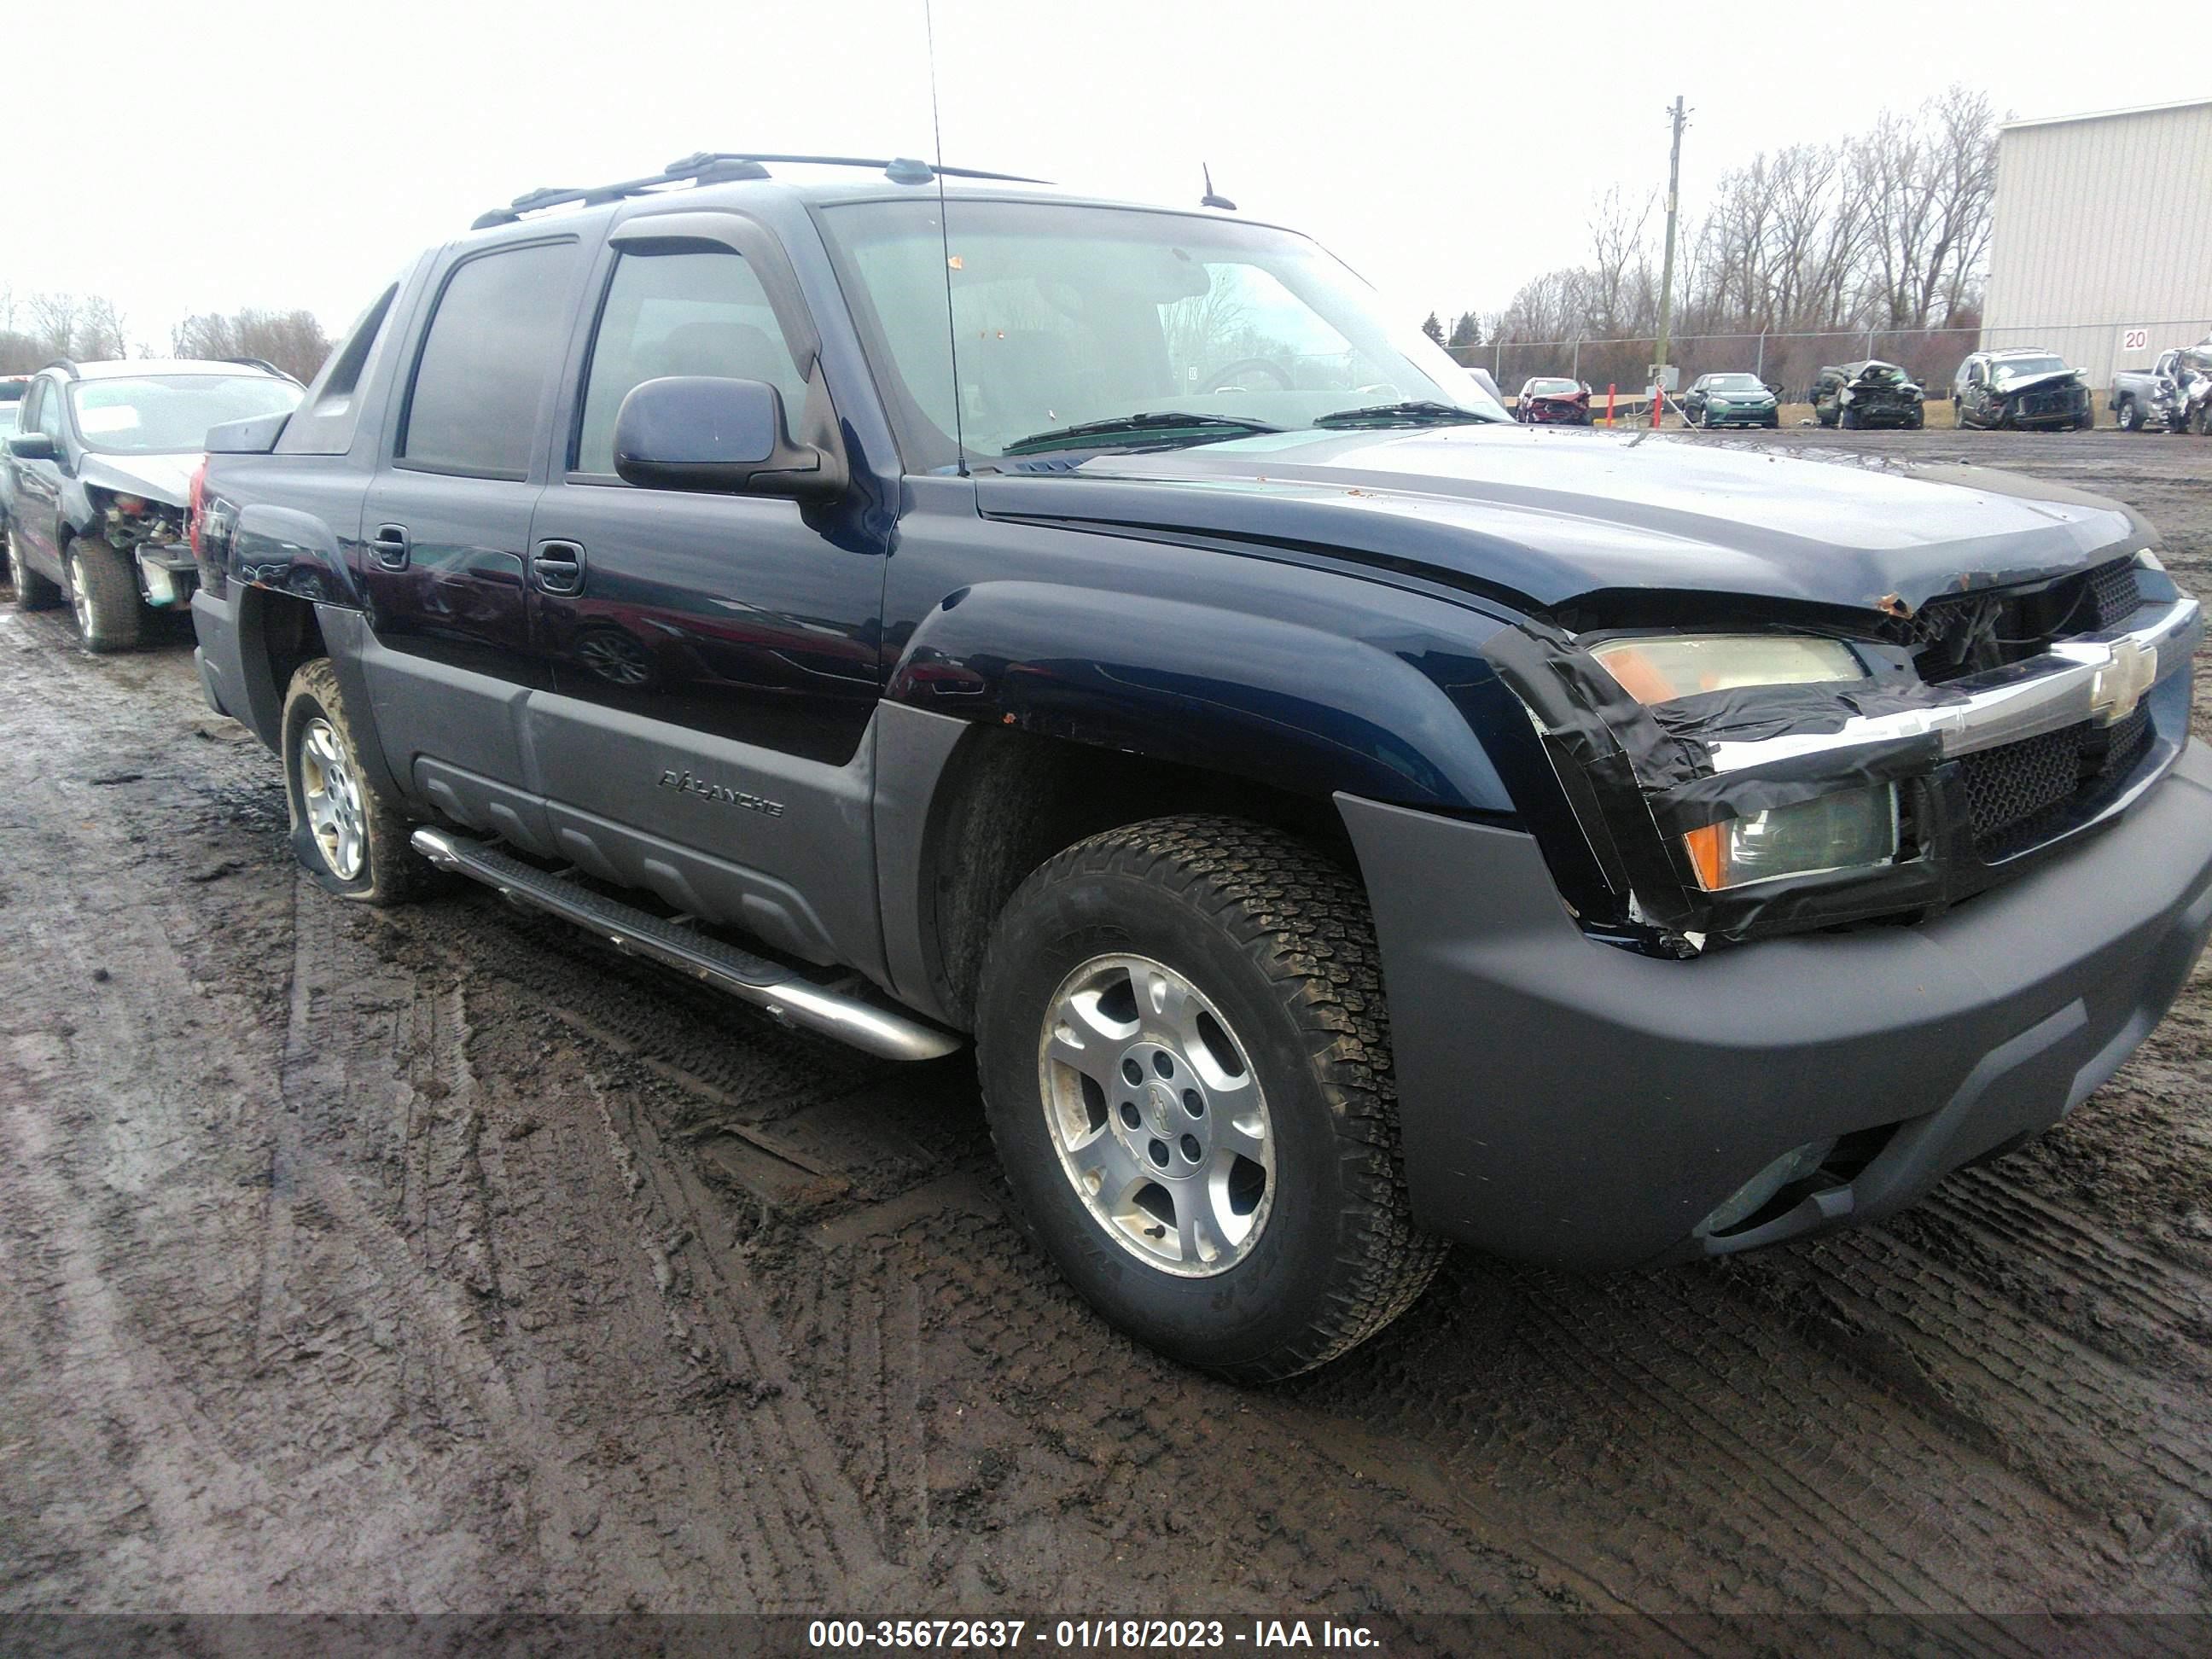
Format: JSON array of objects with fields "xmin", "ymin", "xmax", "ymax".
[{"xmin": 400, "ymin": 240, "xmax": 581, "ymax": 477}]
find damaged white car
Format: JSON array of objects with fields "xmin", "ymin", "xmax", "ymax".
[{"xmin": 3, "ymin": 358, "xmax": 300, "ymax": 650}]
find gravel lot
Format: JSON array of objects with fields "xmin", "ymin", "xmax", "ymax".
[{"xmin": 3, "ymin": 428, "xmax": 2209, "ymax": 1638}]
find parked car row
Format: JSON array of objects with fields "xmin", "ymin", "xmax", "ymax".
[
  {"xmin": 1, "ymin": 358, "xmax": 301, "ymax": 649},
  {"xmin": 5, "ymin": 154, "xmax": 2209, "ymax": 1385},
  {"xmin": 1493, "ymin": 343, "xmax": 2193, "ymax": 438}
]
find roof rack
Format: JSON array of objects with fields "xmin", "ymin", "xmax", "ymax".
[{"xmin": 470, "ymin": 150, "xmax": 1050, "ymax": 230}]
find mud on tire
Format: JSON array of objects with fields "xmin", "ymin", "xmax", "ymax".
[
  {"xmin": 975, "ymin": 814, "xmax": 1446, "ymax": 1382},
  {"xmin": 282, "ymin": 657, "xmax": 434, "ymax": 905}
]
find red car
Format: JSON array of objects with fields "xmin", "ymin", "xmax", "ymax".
[{"xmin": 1515, "ymin": 375, "xmax": 1592, "ymax": 425}]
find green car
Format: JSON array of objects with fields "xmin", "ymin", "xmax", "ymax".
[{"xmin": 1682, "ymin": 371, "xmax": 1780, "ymax": 428}]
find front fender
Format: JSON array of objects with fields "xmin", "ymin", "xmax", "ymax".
[{"xmin": 887, "ymin": 579, "xmax": 1516, "ymax": 812}]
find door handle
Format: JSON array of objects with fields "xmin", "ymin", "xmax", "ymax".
[
  {"xmin": 533, "ymin": 538, "xmax": 586, "ymax": 596},
  {"xmin": 369, "ymin": 523, "xmax": 410, "ymax": 571}
]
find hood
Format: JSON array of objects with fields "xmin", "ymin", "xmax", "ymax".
[
  {"xmin": 1994, "ymin": 368, "xmax": 2083, "ymax": 396},
  {"xmin": 973, "ymin": 425, "xmax": 2141, "ymax": 619},
  {"xmin": 79, "ymin": 451, "xmax": 195, "ymax": 508}
]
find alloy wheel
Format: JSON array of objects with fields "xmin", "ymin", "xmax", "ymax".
[
  {"xmin": 298, "ymin": 717, "xmax": 367, "ymax": 879},
  {"xmin": 67, "ymin": 553, "xmax": 92, "ymax": 636},
  {"xmin": 1037, "ymin": 953, "xmax": 1274, "ymax": 1277}
]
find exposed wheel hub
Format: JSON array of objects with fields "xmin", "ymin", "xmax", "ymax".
[{"xmin": 1038, "ymin": 953, "xmax": 1274, "ymax": 1277}]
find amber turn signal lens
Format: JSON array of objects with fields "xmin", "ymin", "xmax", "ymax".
[{"xmin": 1682, "ymin": 823, "xmax": 1730, "ymax": 889}]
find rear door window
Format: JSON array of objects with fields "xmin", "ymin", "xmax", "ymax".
[{"xmin": 399, "ymin": 240, "xmax": 583, "ymax": 479}]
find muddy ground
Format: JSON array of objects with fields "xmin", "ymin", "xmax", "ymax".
[{"xmin": 3, "ymin": 429, "xmax": 2209, "ymax": 1639}]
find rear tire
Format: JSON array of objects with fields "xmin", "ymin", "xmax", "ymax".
[
  {"xmin": 2117, "ymin": 396, "xmax": 2143, "ymax": 432},
  {"xmin": 9, "ymin": 526, "xmax": 59, "ymax": 610},
  {"xmin": 65, "ymin": 538, "xmax": 142, "ymax": 653},
  {"xmin": 282, "ymin": 658, "xmax": 434, "ymax": 905},
  {"xmin": 975, "ymin": 816, "xmax": 1444, "ymax": 1382},
  {"xmin": 9, "ymin": 526, "xmax": 62, "ymax": 610}
]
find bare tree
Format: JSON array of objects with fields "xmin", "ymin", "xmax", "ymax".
[
  {"xmin": 171, "ymin": 308, "xmax": 334, "ymax": 382},
  {"xmin": 1584, "ymin": 186, "xmax": 1657, "ymax": 337},
  {"xmin": 1472, "ymin": 84, "xmax": 1998, "ymax": 378},
  {"xmin": 25, "ymin": 292, "xmax": 81, "ymax": 359}
]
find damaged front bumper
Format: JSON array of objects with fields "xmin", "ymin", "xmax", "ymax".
[
  {"xmin": 133, "ymin": 541, "xmax": 197, "ymax": 608},
  {"xmin": 1339, "ymin": 738, "xmax": 2212, "ymax": 1269}
]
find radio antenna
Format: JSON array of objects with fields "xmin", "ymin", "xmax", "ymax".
[{"xmin": 923, "ymin": 0, "xmax": 967, "ymax": 473}]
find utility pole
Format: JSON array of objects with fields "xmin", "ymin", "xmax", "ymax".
[{"xmin": 1651, "ymin": 95, "xmax": 1687, "ymax": 428}]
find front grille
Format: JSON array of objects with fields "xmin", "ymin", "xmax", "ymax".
[
  {"xmin": 1897, "ymin": 558, "xmax": 2139, "ymax": 678},
  {"xmin": 2087, "ymin": 560, "xmax": 2142, "ymax": 627},
  {"xmin": 1958, "ymin": 705, "xmax": 2155, "ymax": 862},
  {"xmin": 2020, "ymin": 388, "xmax": 2081, "ymax": 417}
]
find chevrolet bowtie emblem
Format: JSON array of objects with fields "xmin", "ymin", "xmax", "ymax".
[{"xmin": 2092, "ymin": 637, "xmax": 2157, "ymax": 725}]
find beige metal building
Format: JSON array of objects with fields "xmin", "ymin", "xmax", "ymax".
[{"xmin": 1982, "ymin": 96, "xmax": 2212, "ymax": 390}]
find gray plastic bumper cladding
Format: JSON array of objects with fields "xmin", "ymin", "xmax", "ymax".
[
  {"xmin": 1477, "ymin": 582, "xmax": 2203, "ymax": 946},
  {"xmin": 1339, "ymin": 741, "xmax": 2212, "ymax": 1269}
]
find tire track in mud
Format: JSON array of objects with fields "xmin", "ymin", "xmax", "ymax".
[{"xmin": 271, "ymin": 875, "xmax": 913, "ymax": 1610}]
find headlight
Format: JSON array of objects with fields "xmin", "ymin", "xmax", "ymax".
[
  {"xmin": 1586, "ymin": 636, "xmax": 1891, "ymax": 892},
  {"xmin": 1587, "ymin": 634, "xmax": 1867, "ymax": 703},
  {"xmin": 1681, "ymin": 784, "xmax": 1900, "ymax": 889}
]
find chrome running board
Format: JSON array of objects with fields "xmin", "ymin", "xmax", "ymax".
[{"xmin": 410, "ymin": 827, "xmax": 963, "ymax": 1062}]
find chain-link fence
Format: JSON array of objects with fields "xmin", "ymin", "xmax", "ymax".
[{"xmin": 1454, "ymin": 318, "xmax": 2212, "ymax": 407}]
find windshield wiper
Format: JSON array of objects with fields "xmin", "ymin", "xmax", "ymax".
[
  {"xmin": 1000, "ymin": 411, "xmax": 1283, "ymax": 457},
  {"xmin": 1310, "ymin": 399, "xmax": 1504, "ymax": 429}
]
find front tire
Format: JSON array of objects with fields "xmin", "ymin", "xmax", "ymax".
[
  {"xmin": 65, "ymin": 539, "xmax": 142, "ymax": 652},
  {"xmin": 1839, "ymin": 405, "xmax": 1862, "ymax": 430},
  {"xmin": 975, "ymin": 816, "xmax": 1445, "ymax": 1382},
  {"xmin": 7, "ymin": 527, "xmax": 61, "ymax": 610},
  {"xmin": 282, "ymin": 658, "xmax": 434, "ymax": 905}
]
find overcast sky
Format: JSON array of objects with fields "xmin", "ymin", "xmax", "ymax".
[{"xmin": 5, "ymin": 0, "xmax": 2204, "ymax": 352}]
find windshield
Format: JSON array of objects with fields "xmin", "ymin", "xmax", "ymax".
[
  {"xmin": 67, "ymin": 375, "xmax": 300, "ymax": 455},
  {"xmin": 0, "ymin": 405, "xmax": 16, "ymax": 435},
  {"xmin": 1707, "ymin": 374, "xmax": 1765, "ymax": 392},
  {"xmin": 1995, "ymin": 355, "xmax": 2065, "ymax": 380},
  {"xmin": 818, "ymin": 198, "xmax": 1505, "ymax": 469}
]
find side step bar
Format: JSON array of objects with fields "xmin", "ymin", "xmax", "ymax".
[{"xmin": 410, "ymin": 828, "xmax": 963, "ymax": 1062}]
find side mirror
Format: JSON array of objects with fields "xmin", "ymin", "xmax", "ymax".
[
  {"xmin": 613, "ymin": 376, "xmax": 846, "ymax": 499},
  {"xmin": 7, "ymin": 432, "xmax": 55, "ymax": 462}
]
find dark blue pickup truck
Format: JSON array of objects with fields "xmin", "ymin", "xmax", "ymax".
[{"xmin": 187, "ymin": 154, "xmax": 2212, "ymax": 1381}]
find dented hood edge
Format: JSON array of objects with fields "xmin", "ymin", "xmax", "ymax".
[{"xmin": 78, "ymin": 452, "xmax": 195, "ymax": 509}]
